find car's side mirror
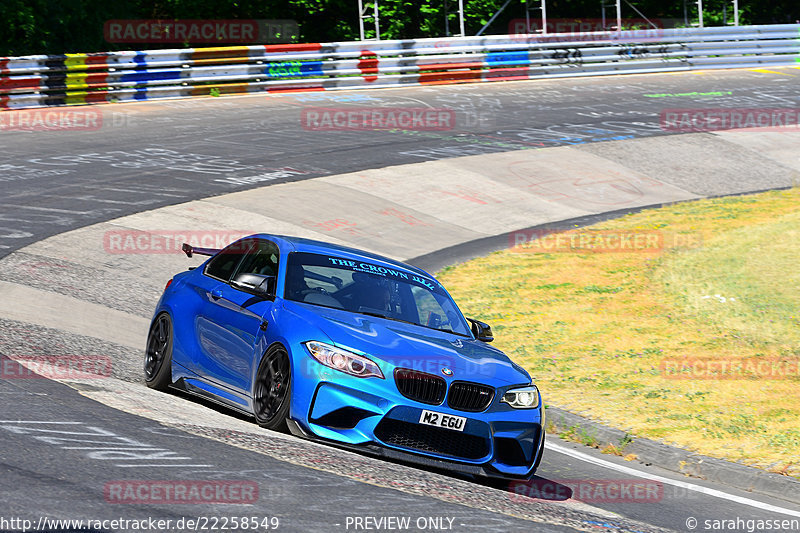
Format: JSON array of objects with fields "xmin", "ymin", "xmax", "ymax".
[
  {"xmin": 467, "ymin": 318, "xmax": 494, "ymax": 342},
  {"xmin": 231, "ymin": 273, "xmax": 275, "ymax": 300}
]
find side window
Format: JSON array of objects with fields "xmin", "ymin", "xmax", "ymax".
[
  {"xmin": 204, "ymin": 240, "xmax": 254, "ymax": 281},
  {"xmin": 233, "ymin": 240, "xmax": 280, "ymax": 278}
]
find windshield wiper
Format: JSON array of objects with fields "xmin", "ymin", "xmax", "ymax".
[
  {"xmin": 359, "ymin": 312, "xmax": 469, "ymax": 337},
  {"xmin": 434, "ymin": 327, "xmax": 470, "ymax": 338},
  {"xmin": 358, "ymin": 311, "xmax": 418, "ymax": 326}
]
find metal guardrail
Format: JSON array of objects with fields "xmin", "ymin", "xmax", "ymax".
[{"xmin": 0, "ymin": 24, "xmax": 798, "ymax": 109}]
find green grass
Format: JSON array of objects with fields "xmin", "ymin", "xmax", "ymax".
[
  {"xmin": 655, "ymin": 212, "xmax": 800, "ymax": 349},
  {"xmin": 439, "ymin": 188, "xmax": 800, "ymax": 477}
]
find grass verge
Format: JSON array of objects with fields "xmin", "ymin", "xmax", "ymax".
[{"xmin": 438, "ymin": 188, "xmax": 800, "ymax": 478}]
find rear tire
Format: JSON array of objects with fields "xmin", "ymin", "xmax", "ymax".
[
  {"xmin": 253, "ymin": 345, "xmax": 292, "ymax": 431},
  {"xmin": 144, "ymin": 312, "xmax": 173, "ymax": 390}
]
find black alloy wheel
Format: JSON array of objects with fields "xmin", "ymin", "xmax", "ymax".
[
  {"xmin": 144, "ymin": 312, "xmax": 173, "ymax": 390},
  {"xmin": 253, "ymin": 345, "xmax": 292, "ymax": 431}
]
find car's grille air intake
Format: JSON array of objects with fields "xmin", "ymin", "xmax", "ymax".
[
  {"xmin": 394, "ymin": 369, "xmax": 446, "ymax": 405},
  {"xmin": 374, "ymin": 419, "xmax": 489, "ymax": 460},
  {"xmin": 447, "ymin": 381, "xmax": 495, "ymax": 412}
]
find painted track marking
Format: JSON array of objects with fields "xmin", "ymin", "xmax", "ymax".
[{"xmin": 547, "ymin": 441, "xmax": 800, "ymax": 517}]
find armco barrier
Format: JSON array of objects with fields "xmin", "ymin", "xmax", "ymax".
[{"xmin": 0, "ymin": 25, "xmax": 798, "ymax": 109}]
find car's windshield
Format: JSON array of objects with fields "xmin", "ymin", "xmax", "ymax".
[{"xmin": 284, "ymin": 252, "xmax": 471, "ymax": 337}]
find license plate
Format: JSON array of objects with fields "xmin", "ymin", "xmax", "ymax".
[{"xmin": 418, "ymin": 410, "xmax": 466, "ymax": 432}]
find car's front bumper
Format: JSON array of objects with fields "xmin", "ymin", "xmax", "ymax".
[{"xmin": 289, "ymin": 364, "xmax": 545, "ymax": 480}]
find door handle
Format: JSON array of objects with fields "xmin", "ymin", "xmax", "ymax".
[{"xmin": 211, "ymin": 288, "xmax": 223, "ymax": 300}]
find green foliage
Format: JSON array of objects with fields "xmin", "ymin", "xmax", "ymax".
[{"xmin": 1, "ymin": 0, "xmax": 798, "ymax": 56}]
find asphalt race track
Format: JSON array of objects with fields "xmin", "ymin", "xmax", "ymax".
[
  {"xmin": 1, "ymin": 69, "xmax": 800, "ymax": 532},
  {"xmin": 3, "ymin": 68, "xmax": 800, "ymax": 256}
]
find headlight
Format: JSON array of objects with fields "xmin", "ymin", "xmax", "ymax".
[
  {"xmin": 305, "ymin": 341, "xmax": 384, "ymax": 379},
  {"xmin": 501, "ymin": 385, "xmax": 540, "ymax": 409}
]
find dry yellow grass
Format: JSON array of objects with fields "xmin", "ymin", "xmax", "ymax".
[{"xmin": 439, "ymin": 188, "xmax": 800, "ymax": 477}]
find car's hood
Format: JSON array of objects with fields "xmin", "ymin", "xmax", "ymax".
[{"xmin": 284, "ymin": 300, "xmax": 531, "ymax": 386}]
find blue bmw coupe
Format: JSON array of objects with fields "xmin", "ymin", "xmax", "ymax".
[{"xmin": 145, "ymin": 234, "xmax": 544, "ymax": 479}]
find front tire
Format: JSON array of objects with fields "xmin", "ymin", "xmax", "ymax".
[
  {"xmin": 144, "ymin": 312, "xmax": 173, "ymax": 390},
  {"xmin": 253, "ymin": 344, "xmax": 292, "ymax": 431}
]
